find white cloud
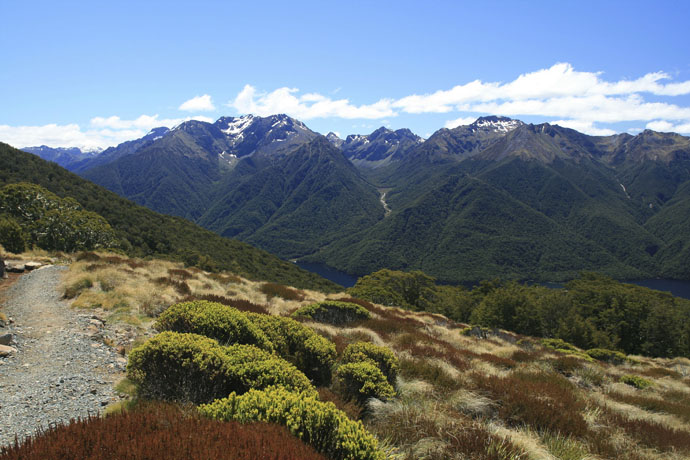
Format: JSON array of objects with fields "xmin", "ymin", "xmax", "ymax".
[
  {"xmin": 444, "ymin": 116, "xmax": 478, "ymax": 129},
  {"xmin": 230, "ymin": 64, "xmax": 690, "ymax": 135},
  {"xmin": 0, "ymin": 114, "xmax": 214, "ymax": 150},
  {"xmin": 230, "ymin": 84, "xmax": 396, "ymax": 119},
  {"xmin": 178, "ymin": 94, "xmax": 216, "ymax": 112},
  {"xmin": 646, "ymin": 120, "xmax": 690, "ymax": 134}
]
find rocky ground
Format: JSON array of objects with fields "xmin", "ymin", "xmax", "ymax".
[{"xmin": 0, "ymin": 265, "xmax": 127, "ymax": 447}]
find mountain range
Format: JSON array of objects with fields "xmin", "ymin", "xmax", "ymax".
[{"xmin": 21, "ymin": 114, "xmax": 690, "ymax": 284}]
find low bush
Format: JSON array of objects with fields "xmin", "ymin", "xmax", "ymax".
[
  {"xmin": 63, "ymin": 277, "xmax": 93, "ymax": 299},
  {"xmin": 199, "ymin": 386, "xmax": 385, "ymax": 460},
  {"xmin": 126, "ymin": 332, "xmax": 314, "ymax": 404},
  {"xmin": 342, "ymin": 342, "xmax": 399, "ymax": 385},
  {"xmin": 398, "ymin": 358, "xmax": 461, "ymax": 390},
  {"xmin": 246, "ymin": 312, "xmax": 336, "ymax": 385},
  {"xmin": 606, "ymin": 390, "xmax": 690, "ymax": 422},
  {"xmin": 603, "ymin": 407, "xmax": 690, "ymax": 452},
  {"xmin": 293, "ymin": 301, "xmax": 371, "ymax": 325},
  {"xmin": 552, "ymin": 356, "xmax": 585, "ymax": 376},
  {"xmin": 541, "ymin": 338, "xmax": 580, "ymax": 354},
  {"xmin": 154, "ymin": 301, "xmax": 273, "ymax": 350},
  {"xmin": 260, "ymin": 282, "xmax": 305, "ymax": 301},
  {"xmin": 335, "ymin": 362, "xmax": 396, "ymax": 404},
  {"xmin": 472, "ymin": 370, "xmax": 588, "ymax": 437},
  {"xmin": 182, "ymin": 295, "xmax": 269, "ymax": 314},
  {"xmin": 154, "ymin": 276, "xmax": 192, "ymax": 296},
  {"xmin": 585, "ymin": 348, "xmax": 628, "ymax": 364},
  {"xmin": 619, "ymin": 374, "xmax": 653, "ymax": 389},
  {"xmin": 0, "ymin": 402, "xmax": 328, "ymax": 460}
]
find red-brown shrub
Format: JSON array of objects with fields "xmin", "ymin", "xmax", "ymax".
[
  {"xmin": 602, "ymin": 407, "xmax": 690, "ymax": 452},
  {"xmin": 0, "ymin": 403, "xmax": 327, "ymax": 460},
  {"xmin": 472, "ymin": 371, "xmax": 588, "ymax": 437},
  {"xmin": 260, "ymin": 283, "xmax": 305, "ymax": 301},
  {"xmin": 154, "ymin": 276, "xmax": 191, "ymax": 296},
  {"xmin": 335, "ymin": 297, "xmax": 375, "ymax": 310}
]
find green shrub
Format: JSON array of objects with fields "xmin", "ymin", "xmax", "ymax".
[
  {"xmin": 341, "ymin": 342, "xmax": 398, "ymax": 385},
  {"xmin": 541, "ymin": 338, "xmax": 580, "ymax": 353},
  {"xmin": 199, "ymin": 386, "xmax": 385, "ymax": 460},
  {"xmin": 155, "ymin": 301, "xmax": 273, "ymax": 351},
  {"xmin": 126, "ymin": 332, "xmax": 315, "ymax": 404},
  {"xmin": 586, "ymin": 348, "xmax": 628, "ymax": 364},
  {"xmin": 293, "ymin": 301, "xmax": 371, "ymax": 325},
  {"xmin": 335, "ymin": 361, "xmax": 396, "ymax": 404},
  {"xmin": 246, "ymin": 312, "xmax": 336, "ymax": 385},
  {"xmin": 0, "ymin": 216, "xmax": 26, "ymax": 253},
  {"xmin": 620, "ymin": 374, "xmax": 653, "ymax": 389}
]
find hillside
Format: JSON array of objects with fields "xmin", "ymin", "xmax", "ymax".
[
  {"xmin": 306, "ymin": 121, "xmax": 690, "ymax": 283},
  {"xmin": 3, "ymin": 253, "xmax": 689, "ymax": 460},
  {"xmin": 0, "ymin": 142, "xmax": 339, "ymax": 292}
]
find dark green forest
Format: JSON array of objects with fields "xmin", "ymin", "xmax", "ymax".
[{"xmin": 349, "ymin": 269, "xmax": 690, "ymax": 358}]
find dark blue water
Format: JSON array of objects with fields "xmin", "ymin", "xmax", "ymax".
[
  {"xmin": 295, "ymin": 261, "xmax": 358, "ymax": 288},
  {"xmin": 625, "ymin": 279, "xmax": 690, "ymax": 300},
  {"xmin": 294, "ymin": 261, "xmax": 690, "ymax": 300}
]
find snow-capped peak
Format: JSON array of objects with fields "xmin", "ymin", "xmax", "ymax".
[
  {"xmin": 221, "ymin": 115, "xmax": 255, "ymax": 136},
  {"xmin": 471, "ymin": 116, "xmax": 522, "ymax": 133}
]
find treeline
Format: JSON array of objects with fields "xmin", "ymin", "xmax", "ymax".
[{"xmin": 349, "ymin": 269, "xmax": 690, "ymax": 358}]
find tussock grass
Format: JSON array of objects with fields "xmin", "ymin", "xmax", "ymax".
[{"xmin": 49, "ymin": 252, "xmax": 690, "ymax": 460}]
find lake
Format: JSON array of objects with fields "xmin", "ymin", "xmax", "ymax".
[{"xmin": 294, "ymin": 261, "xmax": 690, "ymax": 300}]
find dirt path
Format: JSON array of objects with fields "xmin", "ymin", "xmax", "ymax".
[{"xmin": 0, "ymin": 266, "xmax": 126, "ymax": 447}]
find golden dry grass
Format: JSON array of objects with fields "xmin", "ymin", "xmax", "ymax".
[{"xmin": 45, "ymin": 252, "xmax": 690, "ymax": 460}]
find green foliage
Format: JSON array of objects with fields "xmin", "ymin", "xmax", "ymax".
[
  {"xmin": 0, "ymin": 143, "xmax": 339, "ymax": 292},
  {"xmin": 198, "ymin": 386, "xmax": 385, "ymax": 460},
  {"xmin": 245, "ymin": 313, "xmax": 336, "ymax": 385},
  {"xmin": 126, "ymin": 331, "xmax": 314, "ymax": 404},
  {"xmin": 0, "ymin": 182, "xmax": 117, "ymax": 252},
  {"xmin": 341, "ymin": 342, "xmax": 398, "ymax": 385},
  {"xmin": 0, "ymin": 216, "xmax": 26, "ymax": 253},
  {"xmin": 154, "ymin": 301, "xmax": 273, "ymax": 351},
  {"xmin": 335, "ymin": 362, "xmax": 396, "ymax": 403},
  {"xmin": 585, "ymin": 348, "xmax": 628, "ymax": 364},
  {"xmin": 293, "ymin": 300, "xmax": 371, "ymax": 325},
  {"xmin": 347, "ymin": 269, "xmax": 475, "ymax": 322},
  {"xmin": 619, "ymin": 375, "xmax": 653, "ymax": 389}
]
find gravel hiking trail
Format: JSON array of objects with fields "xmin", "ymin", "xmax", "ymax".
[{"xmin": 0, "ymin": 265, "xmax": 126, "ymax": 447}]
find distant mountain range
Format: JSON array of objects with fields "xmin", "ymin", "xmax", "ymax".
[{"xmin": 20, "ymin": 114, "xmax": 690, "ymax": 283}]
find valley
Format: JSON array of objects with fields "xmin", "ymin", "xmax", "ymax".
[{"xmin": 25, "ymin": 113, "xmax": 687, "ymax": 285}]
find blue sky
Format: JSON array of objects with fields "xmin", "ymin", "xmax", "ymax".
[{"xmin": 1, "ymin": 0, "xmax": 689, "ymax": 149}]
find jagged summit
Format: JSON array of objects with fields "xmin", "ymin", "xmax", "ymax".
[{"xmin": 468, "ymin": 116, "xmax": 523, "ymax": 133}]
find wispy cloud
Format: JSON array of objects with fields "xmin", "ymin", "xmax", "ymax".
[
  {"xmin": 231, "ymin": 63, "xmax": 690, "ymax": 135},
  {"xmin": 444, "ymin": 116, "xmax": 479, "ymax": 129},
  {"xmin": 1, "ymin": 114, "xmax": 213, "ymax": 150},
  {"xmin": 230, "ymin": 84, "xmax": 396, "ymax": 119},
  {"xmin": 178, "ymin": 94, "xmax": 216, "ymax": 112}
]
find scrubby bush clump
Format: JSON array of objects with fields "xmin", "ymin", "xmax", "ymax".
[
  {"xmin": 586, "ymin": 348, "xmax": 628, "ymax": 364},
  {"xmin": 619, "ymin": 374, "xmax": 653, "ymax": 389},
  {"xmin": 293, "ymin": 301, "xmax": 371, "ymax": 325},
  {"xmin": 341, "ymin": 342, "xmax": 398, "ymax": 385},
  {"xmin": 0, "ymin": 217, "xmax": 26, "ymax": 253},
  {"xmin": 126, "ymin": 332, "xmax": 314, "ymax": 404},
  {"xmin": 0, "ymin": 402, "xmax": 328, "ymax": 460},
  {"xmin": 246, "ymin": 312, "xmax": 336, "ymax": 385},
  {"xmin": 335, "ymin": 362, "xmax": 396, "ymax": 404},
  {"xmin": 155, "ymin": 301, "xmax": 273, "ymax": 351},
  {"xmin": 199, "ymin": 386, "xmax": 385, "ymax": 460}
]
